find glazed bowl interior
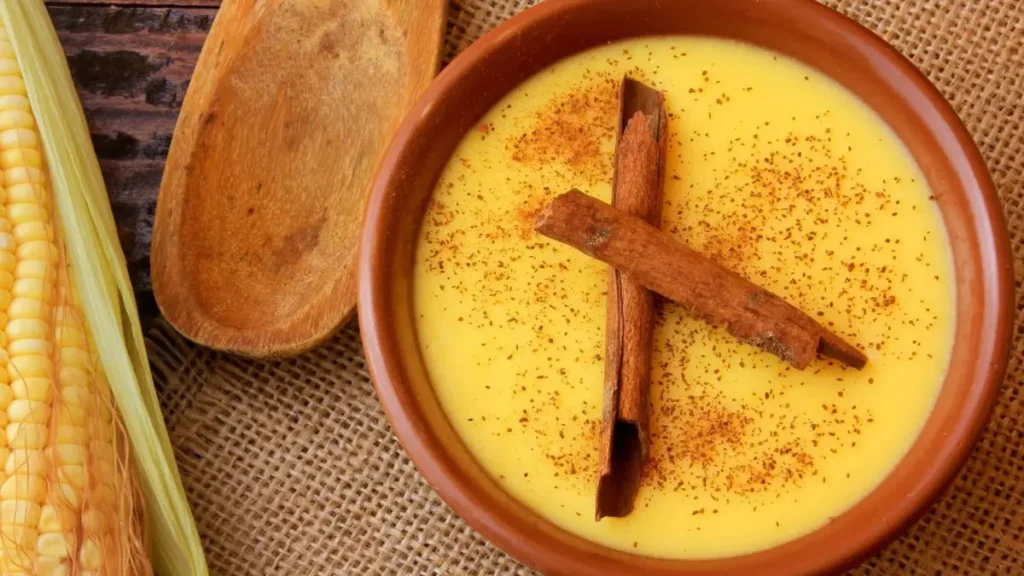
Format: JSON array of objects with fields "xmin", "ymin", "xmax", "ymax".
[{"xmin": 358, "ymin": 0, "xmax": 1013, "ymax": 574}]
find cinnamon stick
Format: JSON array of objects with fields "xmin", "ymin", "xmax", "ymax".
[
  {"xmin": 595, "ymin": 78, "xmax": 667, "ymax": 521},
  {"xmin": 535, "ymin": 190, "xmax": 869, "ymax": 371}
]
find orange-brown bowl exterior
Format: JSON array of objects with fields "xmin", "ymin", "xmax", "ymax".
[{"xmin": 357, "ymin": 1, "xmax": 1015, "ymax": 574}]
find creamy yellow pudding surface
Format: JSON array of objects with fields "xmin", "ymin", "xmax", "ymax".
[{"xmin": 413, "ymin": 37, "xmax": 954, "ymax": 559}]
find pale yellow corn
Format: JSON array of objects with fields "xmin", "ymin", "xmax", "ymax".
[
  {"xmin": 0, "ymin": 10, "xmax": 155, "ymax": 575},
  {"xmin": 0, "ymin": 500, "xmax": 39, "ymax": 527},
  {"xmin": 10, "ymin": 378, "xmax": 50, "ymax": 403},
  {"xmin": 5, "ymin": 423, "xmax": 46, "ymax": 450},
  {"xmin": 78, "ymin": 538, "xmax": 101, "ymax": 572},
  {"xmin": 13, "ymin": 222, "xmax": 51, "ymax": 245},
  {"xmin": 0, "ymin": 20, "xmax": 81, "ymax": 575},
  {"xmin": 33, "ymin": 555, "xmax": 66, "ymax": 576},
  {"xmin": 0, "ymin": 474, "xmax": 45, "ymax": 503},
  {"xmin": 7, "ymin": 399, "xmax": 48, "ymax": 424},
  {"xmin": 5, "ymin": 449, "xmax": 48, "ymax": 477},
  {"xmin": 79, "ymin": 362, "xmax": 118, "ymax": 573},
  {"xmin": 44, "ymin": 321, "xmax": 90, "ymax": 520},
  {"xmin": 9, "ymin": 338, "xmax": 53, "ymax": 357},
  {"xmin": 0, "ymin": 552, "xmax": 34, "ymax": 575},
  {"xmin": 0, "ymin": 36, "xmax": 22, "ymax": 565},
  {"xmin": 0, "ymin": 523, "xmax": 37, "ymax": 551},
  {"xmin": 35, "ymin": 505, "xmax": 72, "ymax": 535}
]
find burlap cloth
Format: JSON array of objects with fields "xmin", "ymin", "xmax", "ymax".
[{"xmin": 146, "ymin": 1, "xmax": 1024, "ymax": 574}]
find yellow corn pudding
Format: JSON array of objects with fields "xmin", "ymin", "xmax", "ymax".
[{"xmin": 413, "ymin": 37, "xmax": 954, "ymax": 559}]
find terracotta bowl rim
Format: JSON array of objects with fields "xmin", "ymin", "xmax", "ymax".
[{"xmin": 358, "ymin": 0, "xmax": 1014, "ymax": 574}]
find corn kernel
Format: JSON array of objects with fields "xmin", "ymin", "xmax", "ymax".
[
  {"xmin": 5, "ymin": 423, "xmax": 46, "ymax": 449},
  {"xmin": 33, "ymin": 556, "xmax": 68, "ymax": 576},
  {"xmin": 4, "ymin": 166, "xmax": 43, "ymax": 187},
  {"xmin": 0, "ymin": 231, "xmax": 14, "ymax": 253},
  {"xmin": 5, "ymin": 449, "xmax": 48, "ymax": 476},
  {"xmin": 52, "ymin": 307, "xmax": 80, "ymax": 328},
  {"xmin": 59, "ymin": 384, "xmax": 87, "ymax": 404},
  {"xmin": 6, "ymin": 400, "xmax": 49, "ymax": 424},
  {"xmin": 54, "ymin": 425, "xmax": 85, "ymax": 445},
  {"xmin": 7, "ymin": 337, "xmax": 51, "ymax": 357},
  {"xmin": 0, "ymin": 382, "xmax": 12, "ymax": 409},
  {"xmin": 0, "ymin": 251, "xmax": 15, "ymax": 273},
  {"xmin": 0, "ymin": 77, "xmax": 26, "ymax": 99},
  {"xmin": 15, "ymin": 241, "xmax": 57, "ymax": 265},
  {"xmin": 81, "ymin": 509, "xmax": 106, "ymax": 533},
  {"xmin": 11, "ymin": 277, "xmax": 54, "ymax": 302},
  {"xmin": 14, "ymin": 260, "xmax": 53, "ymax": 281},
  {"xmin": 0, "ymin": 524, "xmax": 38, "ymax": 552},
  {"xmin": 0, "ymin": 549, "xmax": 34, "ymax": 572},
  {"xmin": 7, "ymin": 354, "xmax": 51, "ymax": 378},
  {"xmin": 35, "ymin": 531, "xmax": 71, "ymax": 558},
  {"xmin": 0, "ymin": 94, "xmax": 28, "ymax": 112},
  {"xmin": 57, "ymin": 367, "xmax": 87, "ymax": 389},
  {"xmin": 36, "ymin": 505, "xmax": 73, "ymax": 533},
  {"xmin": 53, "ymin": 326, "xmax": 85, "ymax": 349},
  {"xmin": 0, "ymin": 109, "xmax": 33, "ymax": 130},
  {"xmin": 7, "ymin": 183, "xmax": 49, "ymax": 208},
  {"xmin": 7, "ymin": 299, "xmax": 48, "ymax": 320},
  {"xmin": 55, "ymin": 481, "xmax": 80, "ymax": 507},
  {"xmin": 0, "ymin": 473, "xmax": 45, "ymax": 501},
  {"xmin": 1, "ymin": 500, "xmax": 40, "ymax": 526},
  {"xmin": 51, "ymin": 445, "xmax": 84, "ymax": 467},
  {"xmin": 0, "ymin": 58, "xmax": 20, "ymax": 76},
  {"xmin": 56, "ymin": 404, "xmax": 86, "ymax": 427},
  {"xmin": 55, "ymin": 465, "xmax": 85, "ymax": 488},
  {"xmin": 10, "ymin": 378, "xmax": 52, "ymax": 402},
  {"xmin": 79, "ymin": 538, "xmax": 101, "ymax": 570}
]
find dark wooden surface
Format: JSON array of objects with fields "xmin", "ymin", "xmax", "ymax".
[{"xmin": 48, "ymin": 2, "xmax": 220, "ymax": 317}]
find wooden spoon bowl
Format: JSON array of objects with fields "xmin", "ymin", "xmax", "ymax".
[{"xmin": 152, "ymin": 0, "xmax": 445, "ymax": 357}]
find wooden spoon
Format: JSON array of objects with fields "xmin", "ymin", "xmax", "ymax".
[{"xmin": 152, "ymin": 0, "xmax": 446, "ymax": 357}]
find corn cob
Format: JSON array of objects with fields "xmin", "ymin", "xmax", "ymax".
[
  {"xmin": 0, "ymin": 15, "xmax": 145, "ymax": 576},
  {"xmin": 0, "ymin": 2, "xmax": 208, "ymax": 575},
  {"xmin": 0, "ymin": 22, "xmax": 60, "ymax": 572}
]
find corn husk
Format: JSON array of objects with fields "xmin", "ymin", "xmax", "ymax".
[{"xmin": 0, "ymin": 2, "xmax": 209, "ymax": 575}]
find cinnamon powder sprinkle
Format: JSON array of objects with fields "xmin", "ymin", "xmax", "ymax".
[
  {"xmin": 419, "ymin": 51, "xmax": 944, "ymax": 503},
  {"xmin": 508, "ymin": 71, "xmax": 649, "ymax": 185}
]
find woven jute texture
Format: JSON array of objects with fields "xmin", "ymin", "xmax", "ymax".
[{"xmin": 147, "ymin": 1, "xmax": 1024, "ymax": 574}]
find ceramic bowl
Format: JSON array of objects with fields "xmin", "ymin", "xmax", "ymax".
[{"xmin": 358, "ymin": 0, "xmax": 1014, "ymax": 573}]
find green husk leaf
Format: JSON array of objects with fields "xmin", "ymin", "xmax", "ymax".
[{"xmin": 0, "ymin": 2, "xmax": 209, "ymax": 574}]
